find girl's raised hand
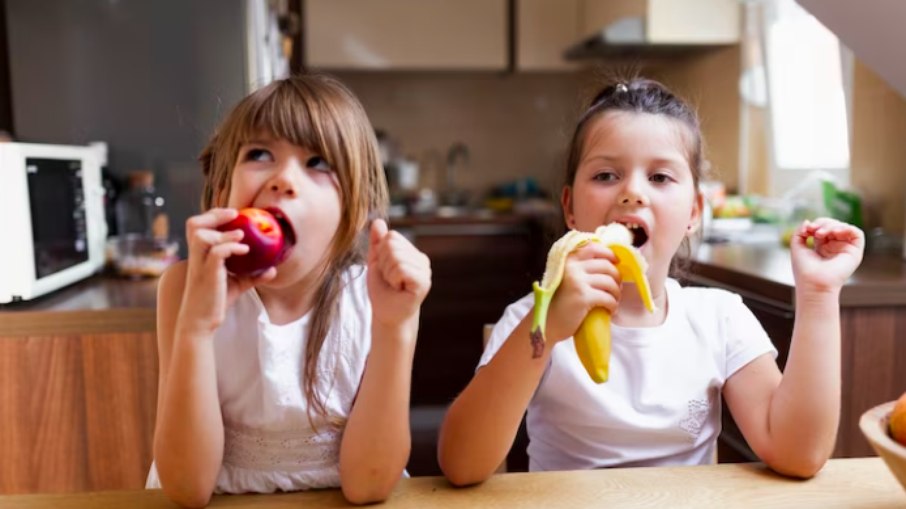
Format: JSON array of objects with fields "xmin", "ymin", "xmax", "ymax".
[
  {"xmin": 366, "ymin": 219, "xmax": 432, "ymax": 330},
  {"xmin": 180, "ymin": 208, "xmax": 276, "ymax": 334},
  {"xmin": 545, "ymin": 242, "xmax": 622, "ymax": 343},
  {"xmin": 790, "ymin": 217, "xmax": 865, "ymax": 294}
]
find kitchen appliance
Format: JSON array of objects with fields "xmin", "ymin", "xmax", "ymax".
[
  {"xmin": 564, "ymin": 0, "xmax": 740, "ymax": 60},
  {"xmin": 0, "ymin": 142, "xmax": 107, "ymax": 303}
]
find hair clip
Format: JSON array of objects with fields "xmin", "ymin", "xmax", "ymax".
[{"xmin": 615, "ymin": 83, "xmax": 629, "ymax": 94}]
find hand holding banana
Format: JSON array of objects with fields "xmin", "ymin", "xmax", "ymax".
[{"xmin": 530, "ymin": 223, "xmax": 655, "ymax": 383}]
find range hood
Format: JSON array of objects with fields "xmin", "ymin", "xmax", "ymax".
[{"xmin": 564, "ymin": 0, "xmax": 741, "ymax": 60}]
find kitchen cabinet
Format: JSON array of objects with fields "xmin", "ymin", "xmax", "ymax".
[
  {"xmin": 685, "ymin": 242, "xmax": 906, "ymax": 462},
  {"xmin": 305, "ymin": 0, "xmax": 508, "ymax": 70},
  {"xmin": 392, "ymin": 214, "xmax": 547, "ymax": 406},
  {"xmin": 516, "ymin": 0, "xmax": 582, "ymax": 71},
  {"xmin": 579, "ymin": 0, "xmax": 740, "ymax": 45},
  {"xmin": 393, "ymin": 214, "xmax": 546, "ymax": 475},
  {"xmin": 0, "ymin": 278, "xmax": 159, "ymax": 494}
]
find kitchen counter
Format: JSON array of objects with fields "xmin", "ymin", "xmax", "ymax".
[
  {"xmin": 0, "ymin": 274, "xmax": 158, "ymax": 335},
  {"xmin": 0, "ymin": 274, "xmax": 160, "ymax": 493},
  {"xmin": 0, "ymin": 458, "xmax": 900, "ymax": 508},
  {"xmin": 689, "ymin": 241, "xmax": 906, "ymax": 307}
]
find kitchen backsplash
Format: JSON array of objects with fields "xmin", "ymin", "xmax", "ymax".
[
  {"xmin": 337, "ymin": 71, "xmax": 587, "ymax": 203},
  {"xmin": 336, "ymin": 48, "xmax": 744, "ymax": 206}
]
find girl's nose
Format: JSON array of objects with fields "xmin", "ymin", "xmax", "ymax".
[
  {"xmin": 268, "ymin": 163, "xmax": 299, "ymax": 197},
  {"xmin": 270, "ymin": 181, "xmax": 296, "ymax": 197},
  {"xmin": 618, "ymin": 179, "xmax": 649, "ymax": 206}
]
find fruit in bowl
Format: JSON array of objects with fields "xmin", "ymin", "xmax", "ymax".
[
  {"xmin": 860, "ymin": 397, "xmax": 906, "ymax": 491},
  {"xmin": 217, "ymin": 207, "xmax": 295, "ymax": 276},
  {"xmin": 891, "ymin": 393, "xmax": 906, "ymax": 447}
]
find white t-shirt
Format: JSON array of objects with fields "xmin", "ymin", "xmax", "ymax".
[
  {"xmin": 147, "ymin": 265, "xmax": 371, "ymax": 493},
  {"xmin": 479, "ymin": 278, "xmax": 777, "ymax": 471}
]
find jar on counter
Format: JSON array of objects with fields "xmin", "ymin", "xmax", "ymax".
[
  {"xmin": 110, "ymin": 170, "xmax": 176, "ymax": 278},
  {"xmin": 116, "ymin": 170, "xmax": 168, "ymax": 240}
]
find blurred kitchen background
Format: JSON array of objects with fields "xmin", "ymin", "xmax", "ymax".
[
  {"xmin": 4, "ymin": 0, "xmax": 904, "ymax": 249},
  {"xmin": 3, "ymin": 0, "xmax": 906, "ymax": 491}
]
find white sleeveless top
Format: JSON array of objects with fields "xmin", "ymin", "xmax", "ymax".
[{"xmin": 147, "ymin": 266, "xmax": 372, "ymax": 493}]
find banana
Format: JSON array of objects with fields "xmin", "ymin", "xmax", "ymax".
[{"xmin": 530, "ymin": 223, "xmax": 655, "ymax": 383}]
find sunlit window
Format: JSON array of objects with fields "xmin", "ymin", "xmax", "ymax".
[{"xmin": 763, "ymin": 0, "xmax": 850, "ymax": 172}]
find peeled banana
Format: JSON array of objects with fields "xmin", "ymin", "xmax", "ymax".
[{"xmin": 530, "ymin": 223, "xmax": 655, "ymax": 383}]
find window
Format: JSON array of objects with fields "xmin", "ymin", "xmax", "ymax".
[{"xmin": 762, "ymin": 0, "xmax": 851, "ymax": 191}]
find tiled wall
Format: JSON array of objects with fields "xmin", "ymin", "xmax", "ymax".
[
  {"xmin": 336, "ymin": 71, "xmax": 586, "ymax": 205},
  {"xmin": 336, "ymin": 47, "xmax": 743, "ymax": 207}
]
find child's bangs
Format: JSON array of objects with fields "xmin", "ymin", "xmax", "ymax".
[{"xmin": 236, "ymin": 85, "xmax": 330, "ymax": 158}]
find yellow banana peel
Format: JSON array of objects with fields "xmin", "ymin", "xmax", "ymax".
[{"xmin": 530, "ymin": 223, "xmax": 655, "ymax": 383}]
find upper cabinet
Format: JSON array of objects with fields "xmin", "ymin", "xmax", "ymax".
[
  {"xmin": 567, "ymin": 0, "xmax": 741, "ymax": 59},
  {"xmin": 305, "ymin": 0, "xmax": 508, "ymax": 71},
  {"xmin": 304, "ymin": 0, "xmax": 740, "ymax": 71},
  {"xmin": 516, "ymin": 0, "xmax": 581, "ymax": 71}
]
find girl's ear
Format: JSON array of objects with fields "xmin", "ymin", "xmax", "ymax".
[
  {"xmin": 561, "ymin": 185, "xmax": 576, "ymax": 229},
  {"xmin": 687, "ymin": 191, "xmax": 704, "ymax": 234}
]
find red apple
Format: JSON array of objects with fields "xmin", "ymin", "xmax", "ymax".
[{"xmin": 217, "ymin": 208, "xmax": 289, "ymax": 276}]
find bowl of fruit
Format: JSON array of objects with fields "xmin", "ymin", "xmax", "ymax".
[{"xmin": 860, "ymin": 395, "xmax": 906, "ymax": 490}]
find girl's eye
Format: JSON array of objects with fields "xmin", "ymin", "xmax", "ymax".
[
  {"xmin": 650, "ymin": 173, "xmax": 672, "ymax": 184},
  {"xmin": 245, "ymin": 148, "xmax": 273, "ymax": 162},
  {"xmin": 306, "ymin": 156, "xmax": 332, "ymax": 172},
  {"xmin": 593, "ymin": 171, "xmax": 618, "ymax": 182}
]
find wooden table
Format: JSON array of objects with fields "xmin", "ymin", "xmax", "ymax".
[{"xmin": 1, "ymin": 458, "xmax": 901, "ymax": 508}]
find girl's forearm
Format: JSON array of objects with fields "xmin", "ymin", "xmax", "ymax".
[
  {"xmin": 767, "ymin": 289, "xmax": 842, "ymax": 477},
  {"xmin": 438, "ymin": 315, "xmax": 549, "ymax": 486},
  {"xmin": 154, "ymin": 334, "xmax": 225, "ymax": 507},
  {"xmin": 339, "ymin": 319, "xmax": 418, "ymax": 505}
]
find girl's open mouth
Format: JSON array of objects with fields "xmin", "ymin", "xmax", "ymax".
[
  {"xmin": 265, "ymin": 207, "xmax": 297, "ymax": 265},
  {"xmin": 264, "ymin": 207, "xmax": 297, "ymax": 247},
  {"xmin": 620, "ymin": 222, "xmax": 649, "ymax": 248}
]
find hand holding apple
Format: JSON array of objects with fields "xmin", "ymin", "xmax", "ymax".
[{"xmin": 217, "ymin": 207, "xmax": 293, "ymax": 276}]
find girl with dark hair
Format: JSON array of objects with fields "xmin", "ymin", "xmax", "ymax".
[{"xmin": 439, "ymin": 78, "xmax": 863, "ymax": 484}]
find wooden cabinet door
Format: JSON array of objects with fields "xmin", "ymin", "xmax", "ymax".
[
  {"xmin": 0, "ymin": 331, "xmax": 158, "ymax": 494},
  {"xmin": 647, "ymin": 0, "xmax": 740, "ymax": 44},
  {"xmin": 306, "ymin": 0, "xmax": 508, "ymax": 70},
  {"xmin": 579, "ymin": 0, "xmax": 740, "ymax": 44},
  {"xmin": 405, "ymin": 220, "xmax": 544, "ymax": 406},
  {"xmin": 516, "ymin": 0, "xmax": 582, "ymax": 71}
]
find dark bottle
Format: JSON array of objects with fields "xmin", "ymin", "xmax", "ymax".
[{"xmin": 115, "ymin": 170, "xmax": 168, "ymax": 241}]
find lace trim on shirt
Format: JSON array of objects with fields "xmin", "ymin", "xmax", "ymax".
[{"xmin": 223, "ymin": 422, "xmax": 343, "ymax": 471}]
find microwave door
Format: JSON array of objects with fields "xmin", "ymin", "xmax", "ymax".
[{"xmin": 26, "ymin": 157, "xmax": 90, "ymax": 279}]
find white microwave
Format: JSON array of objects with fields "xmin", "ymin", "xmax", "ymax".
[{"xmin": 0, "ymin": 142, "xmax": 108, "ymax": 303}]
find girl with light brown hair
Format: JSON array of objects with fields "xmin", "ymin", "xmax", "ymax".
[{"xmin": 148, "ymin": 73, "xmax": 431, "ymax": 507}]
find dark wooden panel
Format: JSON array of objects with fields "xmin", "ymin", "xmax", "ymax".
[
  {"xmin": 410, "ymin": 222, "xmax": 543, "ymax": 406},
  {"xmin": 839, "ymin": 307, "xmax": 906, "ymax": 457},
  {"xmin": 0, "ymin": 332, "xmax": 158, "ymax": 494}
]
